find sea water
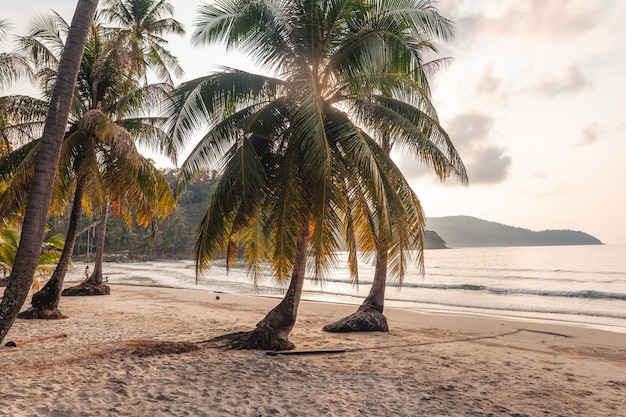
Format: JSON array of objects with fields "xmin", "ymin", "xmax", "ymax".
[{"xmin": 85, "ymin": 244, "xmax": 626, "ymax": 333}]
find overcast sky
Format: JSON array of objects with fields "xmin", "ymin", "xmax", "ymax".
[{"xmin": 2, "ymin": 0, "xmax": 625, "ymax": 244}]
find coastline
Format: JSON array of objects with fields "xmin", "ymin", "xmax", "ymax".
[
  {"xmin": 2, "ymin": 284, "xmax": 625, "ymax": 416},
  {"xmin": 64, "ymin": 259, "xmax": 626, "ymax": 335}
]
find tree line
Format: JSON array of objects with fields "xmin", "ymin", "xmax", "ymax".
[{"xmin": 47, "ymin": 168, "xmax": 216, "ymax": 261}]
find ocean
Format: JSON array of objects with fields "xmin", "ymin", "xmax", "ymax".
[{"xmin": 78, "ymin": 244, "xmax": 626, "ymax": 333}]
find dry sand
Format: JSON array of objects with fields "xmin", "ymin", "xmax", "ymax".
[{"xmin": 1, "ymin": 283, "xmax": 625, "ymax": 416}]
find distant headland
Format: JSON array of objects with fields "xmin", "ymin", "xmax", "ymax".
[{"xmin": 424, "ymin": 215, "xmax": 603, "ymax": 249}]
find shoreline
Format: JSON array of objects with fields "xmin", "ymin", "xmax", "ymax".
[
  {"xmin": 2, "ymin": 284, "xmax": 625, "ymax": 416},
  {"xmin": 91, "ymin": 281, "xmax": 626, "ymax": 336},
  {"xmin": 62, "ymin": 259, "xmax": 626, "ymax": 336}
]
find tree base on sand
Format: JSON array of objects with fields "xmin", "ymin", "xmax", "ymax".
[
  {"xmin": 62, "ymin": 282, "xmax": 110, "ymax": 296},
  {"xmin": 204, "ymin": 322, "xmax": 295, "ymax": 351},
  {"xmin": 17, "ymin": 308, "xmax": 67, "ymax": 320},
  {"xmin": 322, "ymin": 303, "xmax": 389, "ymax": 333}
]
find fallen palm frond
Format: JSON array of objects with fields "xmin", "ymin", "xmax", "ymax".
[{"xmin": 106, "ymin": 340, "xmax": 202, "ymax": 357}]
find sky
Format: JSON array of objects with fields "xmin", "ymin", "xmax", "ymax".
[{"xmin": 1, "ymin": 0, "xmax": 625, "ymax": 244}]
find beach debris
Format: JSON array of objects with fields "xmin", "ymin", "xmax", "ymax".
[
  {"xmin": 517, "ymin": 329, "xmax": 572, "ymax": 338},
  {"xmin": 266, "ymin": 349, "xmax": 347, "ymax": 356}
]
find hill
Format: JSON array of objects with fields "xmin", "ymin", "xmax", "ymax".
[
  {"xmin": 425, "ymin": 216, "xmax": 603, "ymax": 248},
  {"xmin": 424, "ymin": 230, "xmax": 449, "ymax": 249}
]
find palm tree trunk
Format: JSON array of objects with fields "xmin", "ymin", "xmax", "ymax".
[
  {"xmin": 62, "ymin": 199, "xmax": 110, "ymax": 296},
  {"xmin": 254, "ymin": 225, "xmax": 309, "ymax": 341},
  {"xmin": 18, "ymin": 179, "xmax": 86, "ymax": 319},
  {"xmin": 323, "ymin": 240, "xmax": 389, "ymax": 332},
  {"xmin": 0, "ymin": 0, "xmax": 99, "ymax": 344},
  {"xmin": 89, "ymin": 200, "xmax": 108, "ymax": 285},
  {"xmin": 361, "ymin": 244, "xmax": 388, "ymax": 313},
  {"xmin": 209, "ymin": 224, "xmax": 309, "ymax": 350}
]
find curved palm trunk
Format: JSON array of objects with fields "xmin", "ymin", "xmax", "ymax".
[
  {"xmin": 210, "ymin": 225, "xmax": 309, "ymax": 350},
  {"xmin": 17, "ymin": 179, "xmax": 86, "ymax": 319},
  {"xmin": 0, "ymin": 0, "xmax": 99, "ymax": 345},
  {"xmin": 323, "ymin": 241, "xmax": 389, "ymax": 332},
  {"xmin": 62, "ymin": 200, "xmax": 110, "ymax": 296},
  {"xmin": 361, "ymin": 244, "xmax": 388, "ymax": 313}
]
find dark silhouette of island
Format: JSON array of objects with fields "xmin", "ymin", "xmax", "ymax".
[
  {"xmin": 424, "ymin": 230, "xmax": 449, "ymax": 249},
  {"xmin": 425, "ymin": 216, "xmax": 603, "ymax": 248}
]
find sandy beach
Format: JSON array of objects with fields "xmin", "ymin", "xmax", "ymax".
[{"xmin": 1, "ymin": 283, "xmax": 625, "ymax": 417}]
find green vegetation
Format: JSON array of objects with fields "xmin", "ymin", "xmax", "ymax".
[{"xmin": 0, "ymin": 227, "xmax": 64, "ymax": 288}]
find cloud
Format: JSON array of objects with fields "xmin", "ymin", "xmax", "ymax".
[
  {"xmin": 575, "ymin": 123, "xmax": 601, "ymax": 146},
  {"xmin": 474, "ymin": 67, "xmax": 510, "ymax": 105},
  {"xmin": 454, "ymin": 0, "xmax": 606, "ymax": 43},
  {"xmin": 444, "ymin": 112, "xmax": 511, "ymax": 185},
  {"xmin": 445, "ymin": 112, "xmax": 493, "ymax": 150},
  {"xmin": 396, "ymin": 111, "xmax": 511, "ymax": 185},
  {"xmin": 476, "ymin": 68, "xmax": 500, "ymax": 93},
  {"xmin": 465, "ymin": 146, "xmax": 512, "ymax": 184},
  {"xmin": 533, "ymin": 64, "xmax": 592, "ymax": 97}
]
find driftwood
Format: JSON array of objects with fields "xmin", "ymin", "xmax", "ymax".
[{"xmin": 266, "ymin": 349, "xmax": 346, "ymax": 356}]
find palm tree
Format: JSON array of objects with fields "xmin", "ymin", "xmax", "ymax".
[
  {"xmin": 61, "ymin": 0, "xmax": 184, "ymax": 295},
  {"xmin": 62, "ymin": 148, "xmax": 175, "ymax": 296},
  {"xmin": 0, "ymin": 0, "xmax": 99, "ymax": 345},
  {"xmin": 0, "ymin": 20, "xmax": 40, "ymax": 156},
  {"xmin": 167, "ymin": 0, "xmax": 465, "ymax": 350},
  {"xmin": 0, "ymin": 12, "xmax": 175, "ymax": 318},
  {"xmin": 100, "ymin": 0, "xmax": 185, "ymax": 85},
  {"xmin": 323, "ymin": 3, "xmax": 468, "ymax": 333},
  {"xmin": 0, "ymin": 20, "xmax": 32, "ymax": 92}
]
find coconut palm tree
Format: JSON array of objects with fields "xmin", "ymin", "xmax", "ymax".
[
  {"xmin": 167, "ymin": 0, "xmax": 465, "ymax": 350},
  {"xmin": 323, "ymin": 6, "xmax": 468, "ymax": 333},
  {"xmin": 0, "ymin": 0, "xmax": 99, "ymax": 345},
  {"xmin": 62, "ymin": 147, "xmax": 175, "ymax": 296},
  {"xmin": 0, "ymin": 20, "xmax": 40, "ymax": 156},
  {"xmin": 0, "ymin": 12, "xmax": 175, "ymax": 317},
  {"xmin": 0, "ymin": 1, "xmax": 179, "ymax": 323},
  {"xmin": 100, "ymin": 0, "xmax": 185, "ymax": 85},
  {"xmin": 0, "ymin": 19, "xmax": 33, "ymax": 92},
  {"xmin": 62, "ymin": 0, "xmax": 184, "ymax": 294}
]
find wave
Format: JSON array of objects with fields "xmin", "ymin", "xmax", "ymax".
[
  {"xmin": 382, "ymin": 296, "xmax": 626, "ymax": 321},
  {"xmin": 397, "ymin": 282, "xmax": 626, "ymax": 301},
  {"xmin": 314, "ymin": 275, "xmax": 626, "ymax": 301}
]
